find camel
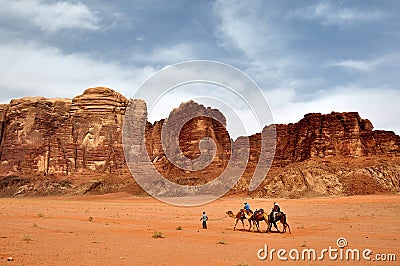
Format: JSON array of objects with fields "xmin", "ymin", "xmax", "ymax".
[
  {"xmin": 266, "ymin": 212, "xmax": 291, "ymax": 234},
  {"xmin": 248, "ymin": 211, "xmax": 267, "ymax": 232},
  {"xmin": 248, "ymin": 210, "xmax": 291, "ymax": 234},
  {"xmin": 226, "ymin": 209, "xmax": 253, "ymax": 231}
]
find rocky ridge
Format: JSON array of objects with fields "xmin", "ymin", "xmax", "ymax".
[{"xmin": 0, "ymin": 87, "xmax": 399, "ymax": 197}]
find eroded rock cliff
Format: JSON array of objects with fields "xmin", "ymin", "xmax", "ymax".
[
  {"xmin": 0, "ymin": 87, "xmax": 399, "ymax": 197},
  {"xmin": 145, "ymin": 101, "xmax": 231, "ymax": 185},
  {"xmin": 0, "ymin": 88, "xmax": 141, "ymax": 196}
]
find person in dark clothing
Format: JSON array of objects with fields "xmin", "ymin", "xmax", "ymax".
[
  {"xmin": 200, "ymin": 211, "xmax": 208, "ymax": 229},
  {"xmin": 270, "ymin": 202, "xmax": 281, "ymax": 222}
]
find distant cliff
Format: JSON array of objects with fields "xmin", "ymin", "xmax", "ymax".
[{"xmin": 0, "ymin": 87, "xmax": 399, "ymax": 197}]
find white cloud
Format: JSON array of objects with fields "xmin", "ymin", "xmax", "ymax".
[
  {"xmin": 213, "ymin": 1, "xmax": 288, "ymax": 60},
  {"xmin": 131, "ymin": 43, "xmax": 197, "ymax": 65},
  {"xmin": 0, "ymin": 41, "xmax": 155, "ymax": 102},
  {"xmin": 326, "ymin": 59, "xmax": 373, "ymax": 72},
  {"xmin": 267, "ymin": 86, "xmax": 400, "ymax": 134},
  {"xmin": 147, "ymin": 83, "xmax": 264, "ymax": 139},
  {"xmin": 0, "ymin": 0, "xmax": 101, "ymax": 33},
  {"xmin": 294, "ymin": 2, "xmax": 385, "ymax": 26},
  {"xmin": 326, "ymin": 53, "xmax": 400, "ymax": 72},
  {"xmin": 212, "ymin": 0, "xmax": 303, "ymax": 90}
]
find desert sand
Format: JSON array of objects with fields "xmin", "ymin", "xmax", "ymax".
[{"xmin": 1, "ymin": 194, "xmax": 399, "ymax": 265}]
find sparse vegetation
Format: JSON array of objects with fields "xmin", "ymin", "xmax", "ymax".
[
  {"xmin": 217, "ymin": 239, "xmax": 227, "ymax": 244},
  {"xmin": 300, "ymin": 242, "xmax": 307, "ymax": 247},
  {"xmin": 236, "ymin": 262, "xmax": 248, "ymax": 266},
  {"xmin": 110, "ymin": 213, "xmax": 120, "ymax": 218},
  {"xmin": 152, "ymin": 231, "xmax": 164, "ymax": 238},
  {"xmin": 37, "ymin": 213, "xmax": 45, "ymax": 218},
  {"xmin": 176, "ymin": 226, "xmax": 182, "ymax": 230},
  {"xmin": 22, "ymin": 235, "xmax": 33, "ymax": 241},
  {"xmin": 32, "ymin": 223, "xmax": 38, "ymax": 227},
  {"xmin": 88, "ymin": 216, "xmax": 93, "ymax": 222}
]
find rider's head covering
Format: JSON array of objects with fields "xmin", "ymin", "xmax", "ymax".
[{"xmin": 274, "ymin": 202, "xmax": 278, "ymax": 205}]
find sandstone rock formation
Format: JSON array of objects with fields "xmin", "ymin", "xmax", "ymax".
[
  {"xmin": 238, "ymin": 112, "xmax": 400, "ymax": 169},
  {"xmin": 145, "ymin": 101, "xmax": 231, "ymax": 185},
  {"xmin": 0, "ymin": 88, "xmax": 141, "ymax": 196},
  {"xmin": 0, "ymin": 87, "xmax": 399, "ymax": 197},
  {"xmin": 272, "ymin": 112, "xmax": 399, "ymax": 164},
  {"xmin": 0, "ymin": 88, "xmax": 130, "ymax": 177},
  {"xmin": 234, "ymin": 112, "xmax": 400, "ymax": 198}
]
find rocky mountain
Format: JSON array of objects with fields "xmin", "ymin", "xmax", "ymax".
[{"xmin": 0, "ymin": 87, "xmax": 399, "ymax": 197}]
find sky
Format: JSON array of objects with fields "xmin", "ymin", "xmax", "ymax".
[{"xmin": 0, "ymin": 0, "xmax": 399, "ymax": 139}]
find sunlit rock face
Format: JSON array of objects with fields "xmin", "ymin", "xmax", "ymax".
[
  {"xmin": 0, "ymin": 87, "xmax": 129, "ymax": 177},
  {"xmin": 0, "ymin": 87, "xmax": 399, "ymax": 197}
]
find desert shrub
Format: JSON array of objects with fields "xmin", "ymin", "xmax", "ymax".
[
  {"xmin": 22, "ymin": 235, "xmax": 33, "ymax": 241},
  {"xmin": 152, "ymin": 231, "xmax": 164, "ymax": 238}
]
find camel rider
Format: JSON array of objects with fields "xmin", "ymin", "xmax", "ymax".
[
  {"xmin": 244, "ymin": 202, "xmax": 251, "ymax": 213},
  {"xmin": 270, "ymin": 202, "xmax": 281, "ymax": 222}
]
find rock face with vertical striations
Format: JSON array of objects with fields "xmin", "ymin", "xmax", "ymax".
[
  {"xmin": 0, "ymin": 87, "xmax": 399, "ymax": 197},
  {"xmin": 68, "ymin": 87, "xmax": 128, "ymax": 174},
  {"xmin": 145, "ymin": 101, "xmax": 231, "ymax": 186},
  {"xmin": 269, "ymin": 112, "xmax": 399, "ymax": 166},
  {"xmin": 0, "ymin": 88, "xmax": 143, "ymax": 196},
  {"xmin": 235, "ymin": 112, "xmax": 400, "ymax": 198},
  {"xmin": 0, "ymin": 96, "xmax": 72, "ymax": 176},
  {"xmin": 0, "ymin": 88, "xmax": 130, "ymax": 177}
]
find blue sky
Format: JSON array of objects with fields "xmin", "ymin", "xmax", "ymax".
[{"xmin": 0, "ymin": 0, "xmax": 399, "ymax": 138}]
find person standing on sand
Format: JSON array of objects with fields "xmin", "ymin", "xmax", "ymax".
[{"xmin": 200, "ymin": 211, "xmax": 208, "ymax": 229}]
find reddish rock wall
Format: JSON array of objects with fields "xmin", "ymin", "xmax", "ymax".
[
  {"xmin": 235, "ymin": 112, "xmax": 400, "ymax": 171},
  {"xmin": 0, "ymin": 87, "xmax": 399, "ymax": 197},
  {"xmin": 145, "ymin": 101, "xmax": 231, "ymax": 185},
  {"xmin": 0, "ymin": 88, "xmax": 130, "ymax": 178}
]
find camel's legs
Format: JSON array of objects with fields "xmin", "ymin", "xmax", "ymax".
[
  {"xmin": 262, "ymin": 220, "xmax": 268, "ymax": 233},
  {"xmin": 273, "ymin": 222, "xmax": 280, "ymax": 232},
  {"xmin": 254, "ymin": 221, "xmax": 261, "ymax": 232},
  {"xmin": 248, "ymin": 220, "xmax": 256, "ymax": 232},
  {"xmin": 283, "ymin": 222, "xmax": 291, "ymax": 234},
  {"xmin": 267, "ymin": 220, "xmax": 280, "ymax": 233},
  {"xmin": 233, "ymin": 219, "xmax": 239, "ymax": 230},
  {"xmin": 266, "ymin": 222, "xmax": 271, "ymax": 233}
]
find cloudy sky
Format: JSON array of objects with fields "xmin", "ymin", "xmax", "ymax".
[{"xmin": 0, "ymin": 0, "xmax": 399, "ymax": 138}]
